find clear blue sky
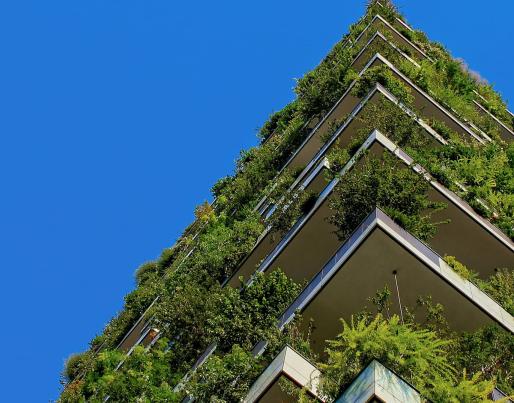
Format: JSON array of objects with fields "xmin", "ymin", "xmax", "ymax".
[{"xmin": 0, "ymin": 1, "xmax": 512, "ymax": 401}]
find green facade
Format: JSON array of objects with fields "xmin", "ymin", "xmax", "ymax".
[{"xmin": 60, "ymin": 1, "xmax": 514, "ymax": 401}]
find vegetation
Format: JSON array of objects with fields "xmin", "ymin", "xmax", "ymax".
[
  {"xmin": 328, "ymin": 152, "xmax": 447, "ymax": 242},
  {"xmin": 282, "ymin": 289, "xmax": 513, "ymax": 401},
  {"xmin": 318, "ymin": 314, "xmax": 493, "ymax": 401},
  {"xmin": 413, "ymin": 139, "xmax": 514, "ymax": 240},
  {"xmin": 444, "ymin": 255, "xmax": 514, "ymax": 316},
  {"xmin": 185, "ymin": 345, "xmax": 262, "ymax": 402},
  {"xmin": 60, "ymin": 1, "xmax": 513, "ymax": 401},
  {"xmin": 61, "ymin": 340, "xmax": 182, "ymax": 403}
]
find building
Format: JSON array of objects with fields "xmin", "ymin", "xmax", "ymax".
[{"xmin": 60, "ymin": 1, "xmax": 513, "ymax": 402}]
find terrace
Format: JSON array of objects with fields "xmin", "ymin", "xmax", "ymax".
[
  {"xmin": 276, "ymin": 207, "xmax": 514, "ymax": 357},
  {"xmin": 281, "ymin": 52, "xmax": 487, "ymax": 185},
  {"xmin": 229, "ymin": 130, "xmax": 513, "ymax": 290},
  {"xmin": 351, "ymin": 14, "xmax": 430, "ymax": 62},
  {"xmin": 253, "ymin": 82, "xmax": 446, "ymax": 245},
  {"xmin": 351, "ymin": 30, "xmax": 420, "ymax": 71}
]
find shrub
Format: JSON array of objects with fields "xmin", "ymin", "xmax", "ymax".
[
  {"xmin": 328, "ymin": 153, "xmax": 446, "ymax": 242},
  {"xmin": 319, "ymin": 314, "xmax": 454, "ymax": 400},
  {"xmin": 319, "ymin": 314, "xmax": 496, "ymax": 402},
  {"xmin": 63, "ymin": 353, "xmax": 87, "ymax": 383},
  {"xmin": 187, "ymin": 345, "xmax": 262, "ymax": 402}
]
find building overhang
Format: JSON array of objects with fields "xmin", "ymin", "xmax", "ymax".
[
  {"xmin": 256, "ymin": 80, "xmax": 446, "ymax": 222},
  {"xmin": 257, "ymin": 158, "xmax": 330, "ymax": 219},
  {"xmin": 277, "ymin": 31, "xmax": 427, "ymax": 176},
  {"xmin": 227, "ymin": 158, "xmax": 332, "ymax": 288},
  {"xmin": 230, "ymin": 130, "xmax": 513, "ymax": 288},
  {"xmin": 335, "ymin": 360, "xmax": 421, "ymax": 403},
  {"xmin": 245, "ymin": 351, "xmax": 426, "ymax": 403},
  {"xmin": 281, "ymin": 51, "xmax": 486, "ymax": 182},
  {"xmin": 352, "ymin": 14, "xmax": 430, "ymax": 62},
  {"xmin": 244, "ymin": 346, "xmax": 322, "ymax": 403},
  {"xmin": 277, "ymin": 207, "xmax": 513, "ymax": 356},
  {"xmin": 366, "ymin": 54, "xmax": 489, "ymax": 143},
  {"xmin": 284, "ymin": 83, "xmax": 444, "ymax": 192},
  {"xmin": 246, "ymin": 350, "xmax": 508, "ymax": 403},
  {"xmin": 352, "ymin": 30, "xmax": 420, "ymax": 72}
]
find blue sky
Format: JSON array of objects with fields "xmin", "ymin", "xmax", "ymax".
[{"xmin": 0, "ymin": 1, "xmax": 512, "ymax": 401}]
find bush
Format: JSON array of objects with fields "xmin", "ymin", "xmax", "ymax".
[
  {"xmin": 328, "ymin": 152, "xmax": 446, "ymax": 242},
  {"xmin": 318, "ymin": 314, "xmax": 495, "ymax": 402},
  {"xmin": 455, "ymin": 325, "xmax": 514, "ymax": 396},
  {"xmin": 63, "ymin": 353, "xmax": 87, "ymax": 383},
  {"xmin": 187, "ymin": 345, "xmax": 262, "ymax": 402}
]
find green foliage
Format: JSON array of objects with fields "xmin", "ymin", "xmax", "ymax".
[
  {"xmin": 63, "ymin": 353, "xmax": 88, "ymax": 384},
  {"xmin": 477, "ymin": 268, "xmax": 514, "ymax": 316},
  {"xmin": 261, "ymin": 167, "xmax": 303, "ymax": 211},
  {"xmin": 328, "ymin": 153, "xmax": 446, "ymax": 242},
  {"xmin": 303, "ymin": 288, "xmax": 512, "ymax": 401},
  {"xmin": 354, "ymin": 96, "xmax": 431, "ymax": 149},
  {"xmin": 213, "ymin": 111, "xmax": 307, "ymax": 216},
  {"xmin": 325, "ymin": 96, "xmax": 431, "ymax": 179},
  {"xmin": 61, "ymin": 2, "xmax": 514, "ymax": 401},
  {"xmin": 455, "ymin": 325, "xmax": 514, "ymax": 396},
  {"xmin": 429, "ymin": 371, "xmax": 495, "ymax": 403},
  {"xmin": 443, "ymin": 256, "xmax": 513, "ymax": 316},
  {"xmin": 444, "ymin": 255, "xmax": 478, "ymax": 282},
  {"xmin": 258, "ymin": 101, "xmax": 299, "ymax": 142},
  {"xmin": 318, "ymin": 314, "xmax": 456, "ymax": 400},
  {"xmin": 413, "ymin": 140, "xmax": 514, "ymax": 239},
  {"xmin": 399, "ymin": 58, "xmax": 501, "ymax": 140},
  {"xmin": 182, "ymin": 212, "xmax": 264, "ymax": 281},
  {"xmin": 352, "ymin": 65, "xmax": 414, "ymax": 105},
  {"xmin": 153, "ymin": 269, "xmax": 300, "ymax": 376},
  {"xmin": 367, "ymin": 0, "xmax": 400, "ymax": 22},
  {"xmin": 390, "ymin": 13, "xmax": 513, "ymax": 131},
  {"xmin": 318, "ymin": 314, "xmax": 498, "ymax": 402},
  {"xmin": 217, "ymin": 139, "xmax": 285, "ymax": 212},
  {"xmin": 61, "ymin": 340, "xmax": 181, "ymax": 403},
  {"xmin": 476, "ymin": 85, "xmax": 514, "ymax": 130},
  {"xmin": 266, "ymin": 188, "xmax": 318, "ymax": 238},
  {"xmin": 135, "ymin": 261, "xmax": 160, "ymax": 287},
  {"xmin": 295, "ymin": 44, "xmax": 355, "ymax": 118},
  {"xmin": 194, "ymin": 201, "xmax": 215, "ymax": 223},
  {"xmin": 278, "ymin": 377, "xmax": 318, "ymax": 403},
  {"xmin": 186, "ymin": 345, "xmax": 262, "ymax": 402},
  {"xmin": 207, "ymin": 271, "xmax": 302, "ymax": 352}
]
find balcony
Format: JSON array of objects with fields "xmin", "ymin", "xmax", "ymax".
[
  {"xmin": 352, "ymin": 15, "xmax": 430, "ymax": 62},
  {"xmin": 226, "ymin": 158, "xmax": 332, "ymax": 287},
  {"xmin": 277, "ymin": 207, "xmax": 514, "ymax": 356},
  {"xmin": 282, "ymin": 84, "xmax": 443, "ymax": 200},
  {"xmin": 254, "ymin": 80, "xmax": 446, "ymax": 229},
  {"xmin": 282, "ymin": 52, "xmax": 486, "ymax": 186},
  {"xmin": 246, "ymin": 351, "xmax": 424, "ymax": 403},
  {"xmin": 244, "ymin": 346, "xmax": 321, "ymax": 403},
  {"xmin": 351, "ymin": 30, "xmax": 420, "ymax": 72},
  {"xmin": 374, "ymin": 1, "xmax": 418, "ymax": 37},
  {"xmin": 277, "ymin": 31, "xmax": 424, "ymax": 177},
  {"xmin": 117, "ymin": 297, "xmax": 159, "ymax": 352},
  {"xmin": 369, "ymin": 54, "xmax": 488, "ymax": 142},
  {"xmin": 473, "ymin": 99, "xmax": 514, "ymax": 142},
  {"xmin": 256, "ymin": 158, "xmax": 330, "ymax": 220},
  {"xmin": 229, "ymin": 130, "xmax": 513, "ymax": 290}
]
